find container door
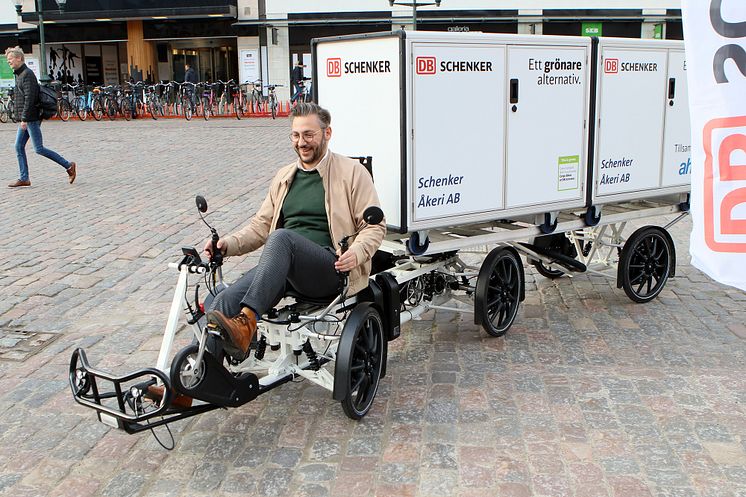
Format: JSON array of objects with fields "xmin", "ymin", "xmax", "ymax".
[
  {"xmin": 316, "ymin": 37, "xmax": 403, "ymax": 230},
  {"xmin": 661, "ymin": 50, "xmax": 692, "ymax": 188},
  {"xmin": 595, "ymin": 48, "xmax": 668, "ymax": 198},
  {"xmin": 505, "ymin": 46, "xmax": 588, "ymax": 209},
  {"xmin": 411, "ymin": 43, "xmax": 506, "ymax": 224}
]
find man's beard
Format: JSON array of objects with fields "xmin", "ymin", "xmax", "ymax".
[{"xmin": 295, "ymin": 136, "xmax": 327, "ymax": 165}]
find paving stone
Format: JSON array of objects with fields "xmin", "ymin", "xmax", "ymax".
[
  {"xmin": 188, "ymin": 461, "xmax": 228, "ymax": 492},
  {"xmin": 257, "ymin": 468, "xmax": 293, "ymax": 497},
  {"xmin": 0, "ymin": 120, "xmax": 742, "ymax": 497},
  {"xmin": 100, "ymin": 472, "xmax": 145, "ymax": 497}
]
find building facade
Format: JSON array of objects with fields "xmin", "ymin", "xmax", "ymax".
[{"xmin": 1, "ymin": 0, "xmax": 684, "ymax": 99}]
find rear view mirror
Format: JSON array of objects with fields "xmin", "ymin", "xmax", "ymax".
[
  {"xmin": 195, "ymin": 195, "xmax": 208, "ymax": 213},
  {"xmin": 363, "ymin": 206, "xmax": 384, "ymax": 225}
]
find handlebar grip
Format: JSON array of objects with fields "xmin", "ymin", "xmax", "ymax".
[{"xmin": 210, "ymin": 230, "xmax": 223, "ymax": 265}]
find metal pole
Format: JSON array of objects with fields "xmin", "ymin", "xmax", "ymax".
[
  {"xmin": 36, "ymin": 0, "xmax": 49, "ymax": 83},
  {"xmin": 412, "ymin": 2, "xmax": 417, "ymax": 31}
]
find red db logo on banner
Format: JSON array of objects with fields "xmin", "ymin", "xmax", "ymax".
[
  {"xmin": 703, "ymin": 116, "xmax": 746, "ymax": 252},
  {"xmin": 604, "ymin": 58, "xmax": 619, "ymax": 74},
  {"xmin": 327, "ymin": 58, "xmax": 341, "ymax": 77},
  {"xmin": 416, "ymin": 57, "xmax": 436, "ymax": 75}
]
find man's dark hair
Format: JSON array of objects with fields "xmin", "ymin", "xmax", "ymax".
[{"xmin": 290, "ymin": 102, "xmax": 331, "ymax": 128}]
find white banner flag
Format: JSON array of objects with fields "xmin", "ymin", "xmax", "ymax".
[{"xmin": 682, "ymin": 0, "xmax": 746, "ymax": 291}]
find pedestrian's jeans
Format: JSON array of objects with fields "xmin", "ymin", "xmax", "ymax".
[{"xmin": 15, "ymin": 120, "xmax": 71, "ymax": 182}]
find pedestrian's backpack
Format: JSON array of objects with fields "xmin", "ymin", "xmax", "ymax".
[{"xmin": 37, "ymin": 85, "xmax": 58, "ymax": 120}]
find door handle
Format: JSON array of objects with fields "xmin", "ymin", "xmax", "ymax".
[
  {"xmin": 509, "ymin": 78, "xmax": 519, "ymax": 104},
  {"xmin": 668, "ymin": 78, "xmax": 676, "ymax": 106}
]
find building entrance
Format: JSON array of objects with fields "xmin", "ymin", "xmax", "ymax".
[{"xmin": 171, "ymin": 43, "xmax": 238, "ymax": 83}]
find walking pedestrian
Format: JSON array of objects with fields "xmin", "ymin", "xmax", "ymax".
[
  {"xmin": 184, "ymin": 63, "xmax": 198, "ymax": 110},
  {"xmin": 290, "ymin": 61, "xmax": 304, "ymax": 103},
  {"xmin": 6, "ymin": 46, "xmax": 76, "ymax": 188}
]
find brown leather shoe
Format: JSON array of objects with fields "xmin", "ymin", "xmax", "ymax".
[
  {"xmin": 145, "ymin": 384, "xmax": 193, "ymax": 408},
  {"xmin": 8, "ymin": 179, "xmax": 31, "ymax": 188},
  {"xmin": 67, "ymin": 162, "xmax": 76, "ymax": 184},
  {"xmin": 207, "ymin": 308, "xmax": 257, "ymax": 355}
]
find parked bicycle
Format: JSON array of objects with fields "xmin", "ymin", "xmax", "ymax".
[{"xmin": 265, "ymin": 83, "xmax": 282, "ymax": 119}]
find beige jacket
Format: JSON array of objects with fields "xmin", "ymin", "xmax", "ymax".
[{"xmin": 223, "ymin": 151, "xmax": 386, "ymax": 295}]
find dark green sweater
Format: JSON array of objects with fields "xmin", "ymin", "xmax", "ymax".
[{"xmin": 281, "ymin": 169, "xmax": 333, "ymax": 247}]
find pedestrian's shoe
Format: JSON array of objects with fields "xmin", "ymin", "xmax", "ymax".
[
  {"xmin": 207, "ymin": 308, "xmax": 257, "ymax": 355},
  {"xmin": 67, "ymin": 162, "xmax": 76, "ymax": 184},
  {"xmin": 7, "ymin": 179, "xmax": 31, "ymax": 188},
  {"xmin": 145, "ymin": 384, "xmax": 193, "ymax": 408}
]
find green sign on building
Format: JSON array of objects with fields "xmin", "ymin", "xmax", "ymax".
[
  {"xmin": 582, "ymin": 22, "xmax": 603, "ymax": 37},
  {"xmin": 0, "ymin": 58, "xmax": 14, "ymax": 88},
  {"xmin": 654, "ymin": 23, "xmax": 663, "ymax": 39}
]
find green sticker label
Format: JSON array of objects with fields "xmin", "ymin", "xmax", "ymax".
[
  {"xmin": 558, "ymin": 155, "xmax": 579, "ymax": 191},
  {"xmin": 582, "ymin": 22, "xmax": 603, "ymax": 37}
]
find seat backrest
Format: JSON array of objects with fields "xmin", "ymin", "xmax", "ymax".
[{"xmin": 350, "ymin": 156, "xmax": 373, "ymax": 179}]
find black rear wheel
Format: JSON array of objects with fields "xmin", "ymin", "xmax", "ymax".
[{"xmin": 619, "ymin": 226, "xmax": 672, "ymax": 303}]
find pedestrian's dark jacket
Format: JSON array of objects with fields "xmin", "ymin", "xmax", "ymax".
[
  {"xmin": 184, "ymin": 67, "xmax": 198, "ymax": 84},
  {"xmin": 291, "ymin": 65, "xmax": 303, "ymax": 83},
  {"xmin": 14, "ymin": 63, "xmax": 40, "ymax": 122}
]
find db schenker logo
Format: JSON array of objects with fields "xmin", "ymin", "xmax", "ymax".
[
  {"xmin": 604, "ymin": 58, "xmax": 619, "ymax": 74},
  {"xmin": 327, "ymin": 58, "xmax": 341, "ymax": 77},
  {"xmin": 416, "ymin": 57, "xmax": 436, "ymax": 75},
  {"xmin": 703, "ymin": 116, "xmax": 746, "ymax": 252}
]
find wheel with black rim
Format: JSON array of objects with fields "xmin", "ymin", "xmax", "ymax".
[
  {"xmin": 148, "ymin": 101, "xmax": 159, "ymax": 120},
  {"xmin": 202, "ymin": 97, "xmax": 210, "ymax": 121},
  {"xmin": 75, "ymin": 100, "xmax": 87, "ymax": 121},
  {"xmin": 58, "ymin": 99, "xmax": 72, "ymax": 121},
  {"xmin": 475, "ymin": 247, "xmax": 523, "ymax": 337},
  {"xmin": 619, "ymin": 226, "xmax": 672, "ymax": 303},
  {"xmin": 170, "ymin": 344, "xmax": 207, "ymax": 395},
  {"xmin": 0, "ymin": 102, "xmax": 8, "ymax": 123},
  {"xmin": 531, "ymin": 233, "xmax": 577, "ymax": 279},
  {"xmin": 181, "ymin": 96, "xmax": 193, "ymax": 121},
  {"xmin": 233, "ymin": 96, "xmax": 242, "ymax": 119},
  {"xmin": 104, "ymin": 98, "xmax": 116, "ymax": 120},
  {"xmin": 121, "ymin": 98, "xmax": 132, "ymax": 121},
  {"xmin": 335, "ymin": 304, "xmax": 385, "ymax": 420},
  {"xmin": 92, "ymin": 99, "xmax": 104, "ymax": 121}
]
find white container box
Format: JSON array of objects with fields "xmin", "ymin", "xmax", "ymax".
[
  {"xmin": 590, "ymin": 38, "xmax": 691, "ymax": 207},
  {"xmin": 314, "ymin": 31, "xmax": 593, "ymax": 233},
  {"xmin": 312, "ymin": 32, "xmax": 690, "ymax": 233}
]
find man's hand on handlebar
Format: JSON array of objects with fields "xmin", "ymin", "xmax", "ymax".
[
  {"xmin": 335, "ymin": 249, "xmax": 358, "ymax": 273},
  {"xmin": 203, "ymin": 238, "xmax": 227, "ymax": 259}
]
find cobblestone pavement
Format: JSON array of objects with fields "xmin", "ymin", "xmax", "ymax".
[{"xmin": 0, "ymin": 118, "xmax": 744, "ymax": 497}]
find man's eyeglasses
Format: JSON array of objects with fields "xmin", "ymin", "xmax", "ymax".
[{"xmin": 290, "ymin": 129, "xmax": 324, "ymax": 142}]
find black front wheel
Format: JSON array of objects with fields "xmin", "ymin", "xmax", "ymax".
[
  {"xmin": 619, "ymin": 226, "xmax": 673, "ymax": 303},
  {"xmin": 170, "ymin": 344, "xmax": 206, "ymax": 395},
  {"xmin": 475, "ymin": 247, "xmax": 523, "ymax": 337},
  {"xmin": 335, "ymin": 304, "xmax": 385, "ymax": 420}
]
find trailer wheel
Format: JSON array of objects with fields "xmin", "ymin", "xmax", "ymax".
[
  {"xmin": 406, "ymin": 231, "xmax": 430, "ymax": 256},
  {"xmin": 619, "ymin": 226, "xmax": 672, "ymax": 303},
  {"xmin": 475, "ymin": 247, "xmax": 523, "ymax": 337},
  {"xmin": 539, "ymin": 213, "xmax": 558, "ymax": 234},
  {"xmin": 584, "ymin": 206, "xmax": 601, "ymax": 227},
  {"xmin": 335, "ymin": 304, "xmax": 384, "ymax": 420}
]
